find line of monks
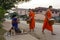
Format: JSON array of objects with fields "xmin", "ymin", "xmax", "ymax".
[{"xmin": 28, "ymin": 6, "xmax": 56, "ymax": 35}]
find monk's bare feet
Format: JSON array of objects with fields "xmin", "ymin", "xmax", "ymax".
[
  {"xmin": 42, "ymin": 31, "xmax": 45, "ymax": 34},
  {"xmin": 32, "ymin": 30, "xmax": 34, "ymax": 32},
  {"xmin": 51, "ymin": 33, "xmax": 56, "ymax": 35},
  {"xmin": 28, "ymin": 30, "xmax": 31, "ymax": 32}
]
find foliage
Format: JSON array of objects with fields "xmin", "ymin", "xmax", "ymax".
[
  {"xmin": 0, "ymin": 7, "xmax": 6, "ymax": 20},
  {"xmin": 0, "ymin": 0, "xmax": 30, "ymax": 10},
  {"xmin": 0, "ymin": 28, "xmax": 6, "ymax": 40},
  {"xmin": 9, "ymin": 12, "xmax": 18, "ymax": 18}
]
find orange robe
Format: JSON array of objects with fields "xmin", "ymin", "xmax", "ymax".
[
  {"xmin": 29, "ymin": 11, "xmax": 35, "ymax": 30},
  {"xmin": 42, "ymin": 9, "xmax": 53, "ymax": 32}
]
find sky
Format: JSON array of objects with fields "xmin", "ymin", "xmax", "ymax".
[{"xmin": 16, "ymin": 0, "xmax": 60, "ymax": 9}]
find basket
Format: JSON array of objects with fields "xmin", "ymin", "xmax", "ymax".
[
  {"xmin": 26, "ymin": 20, "xmax": 31, "ymax": 24},
  {"xmin": 48, "ymin": 18, "xmax": 55, "ymax": 25}
]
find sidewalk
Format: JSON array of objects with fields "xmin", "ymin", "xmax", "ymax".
[
  {"xmin": 18, "ymin": 21, "xmax": 60, "ymax": 40},
  {"xmin": 2, "ymin": 21, "xmax": 60, "ymax": 40},
  {"xmin": 4, "ymin": 34, "xmax": 38, "ymax": 40},
  {"xmin": 2, "ymin": 21, "xmax": 39, "ymax": 40}
]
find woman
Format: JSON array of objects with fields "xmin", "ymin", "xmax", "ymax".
[
  {"xmin": 11, "ymin": 15, "xmax": 21, "ymax": 34},
  {"xmin": 29, "ymin": 9, "xmax": 35, "ymax": 32},
  {"xmin": 42, "ymin": 6, "xmax": 56, "ymax": 35}
]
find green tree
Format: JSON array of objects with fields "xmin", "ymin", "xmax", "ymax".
[
  {"xmin": 0, "ymin": 0, "xmax": 30, "ymax": 21},
  {"xmin": 0, "ymin": 0, "xmax": 30, "ymax": 10},
  {"xmin": 9, "ymin": 12, "xmax": 18, "ymax": 18},
  {"xmin": 0, "ymin": 7, "xmax": 6, "ymax": 21}
]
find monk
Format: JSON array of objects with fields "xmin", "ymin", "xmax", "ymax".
[
  {"xmin": 29, "ymin": 9, "xmax": 35, "ymax": 32},
  {"xmin": 42, "ymin": 6, "xmax": 56, "ymax": 35}
]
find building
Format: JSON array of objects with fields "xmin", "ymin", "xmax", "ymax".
[
  {"xmin": 12, "ymin": 8, "xmax": 29, "ymax": 15},
  {"xmin": 12, "ymin": 7, "xmax": 60, "ymax": 22},
  {"xmin": 33, "ymin": 7, "xmax": 60, "ymax": 22}
]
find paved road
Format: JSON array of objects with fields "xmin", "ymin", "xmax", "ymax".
[{"xmin": 2, "ymin": 21, "xmax": 60, "ymax": 40}]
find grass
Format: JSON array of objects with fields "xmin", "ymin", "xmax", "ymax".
[
  {"xmin": 0, "ymin": 35, "xmax": 5, "ymax": 40},
  {"xmin": 0, "ymin": 28, "xmax": 7, "ymax": 40},
  {"xmin": 0, "ymin": 28, "xmax": 6, "ymax": 35},
  {"xmin": 0, "ymin": 21, "xmax": 7, "ymax": 40}
]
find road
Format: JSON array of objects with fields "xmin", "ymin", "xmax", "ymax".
[{"xmin": 2, "ymin": 21, "xmax": 60, "ymax": 40}]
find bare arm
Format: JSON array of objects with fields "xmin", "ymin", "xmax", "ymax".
[{"xmin": 28, "ymin": 17, "xmax": 32, "ymax": 21}]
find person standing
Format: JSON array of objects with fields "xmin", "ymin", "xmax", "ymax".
[
  {"xmin": 11, "ymin": 15, "xmax": 21, "ymax": 34},
  {"xmin": 29, "ymin": 9, "xmax": 35, "ymax": 32},
  {"xmin": 42, "ymin": 6, "xmax": 56, "ymax": 35}
]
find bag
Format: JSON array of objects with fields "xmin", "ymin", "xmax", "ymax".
[
  {"xmin": 48, "ymin": 18, "xmax": 55, "ymax": 25},
  {"xmin": 26, "ymin": 17, "xmax": 31, "ymax": 24}
]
